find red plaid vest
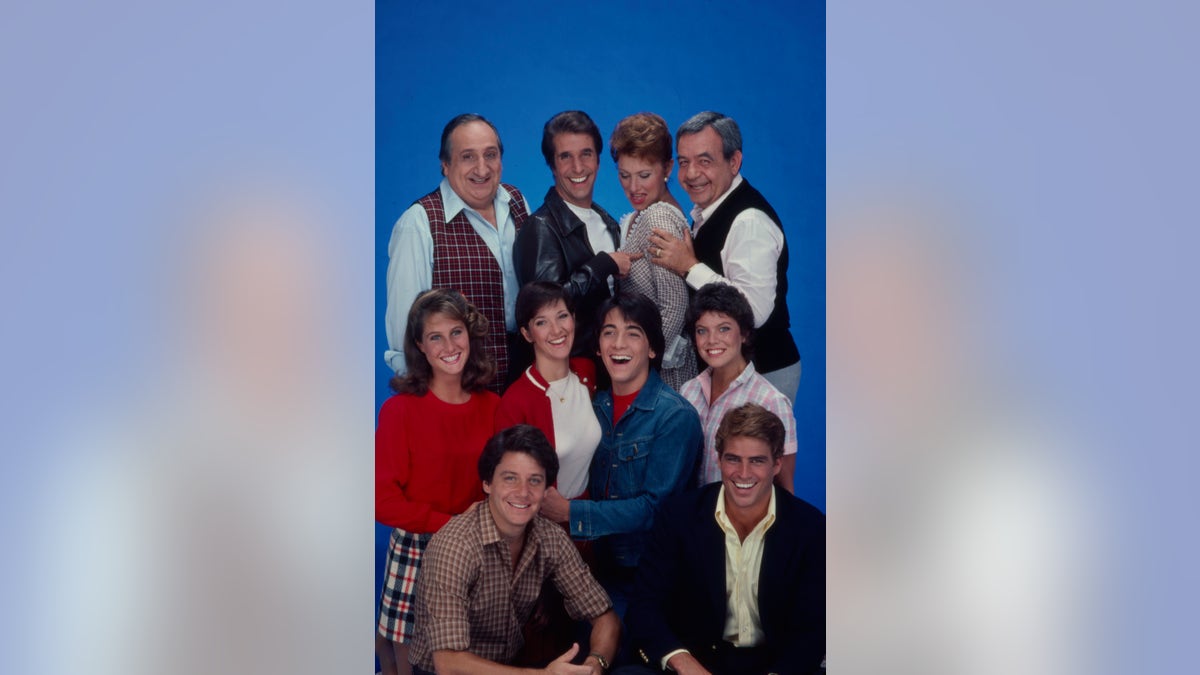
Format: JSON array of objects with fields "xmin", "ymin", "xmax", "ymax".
[{"xmin": 419, "ymin": 184, "xmax": 528, "ymax": 391}]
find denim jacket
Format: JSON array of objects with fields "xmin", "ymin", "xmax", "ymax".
[{"xmin": 568, "ymin": 369, "xmax": 703, "ymax": 568}]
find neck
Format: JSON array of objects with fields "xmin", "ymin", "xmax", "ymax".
[
  {"xmin": 488, "ymin": 499, "xmax": 528, "ymax": 542},
  {"xmin": 558, "ymin": 188, "xmax": 592, "ymax": 210},
  {"xmin": 661, "ymin": 190, "xmax": 682, "ymax": 211},
  {"xmin": 536, "ymin": 355, "xmax": 569, "ymax": 382},
  {"xmin": 710, "ymin": 358, "xmax": 747, "ymax": 400},
  {"xmin": 429, "ymin": 373, "xmax": 468, "ymax": 403},
  {"xmin": 723, "ymin": 491, "xmax": 771, "ymax": 541},
  {"xmin": 478, "ymin": 204, "xmax": 497, "ymax": 227},
  {"xmin": 612, "ymin": 371, "xmax": 649, "ymax": 397}
]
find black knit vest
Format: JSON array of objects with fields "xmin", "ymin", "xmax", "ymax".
[{"xmin": 691, "ymin": 179, "xmax": 800, "ymax": 374}]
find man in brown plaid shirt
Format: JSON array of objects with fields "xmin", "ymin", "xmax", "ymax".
[{"xmin": 410, "ymin": 425, "xmax": 620, "ymax": 675}]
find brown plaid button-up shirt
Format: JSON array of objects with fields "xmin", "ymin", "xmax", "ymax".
[{"xmin": 410, "ymin": 501, "xmax": 612, "ymax": 671}]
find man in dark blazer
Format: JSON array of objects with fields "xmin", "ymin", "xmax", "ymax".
[{"xmin": 618, "ymin": 403, "xmax": 824, "ymax": 675}]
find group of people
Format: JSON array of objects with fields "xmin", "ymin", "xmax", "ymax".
[{"xmin": 377, "ymin": 110, "xmax": 824, "ymax": 675}]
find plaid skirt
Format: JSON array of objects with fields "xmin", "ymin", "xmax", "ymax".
[{"xmin": 376, "ymin": 527, "xmax": 433, "ymax": 643}]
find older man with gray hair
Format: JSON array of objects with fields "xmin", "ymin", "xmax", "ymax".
[{"xmin": 647, "ymin": 112, "xmax": 801, "ymax": 401}]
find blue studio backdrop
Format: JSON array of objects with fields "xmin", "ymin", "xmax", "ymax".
[{"xmin": 374, "ymin": 0, "xmax": 825, "ymax": 611}]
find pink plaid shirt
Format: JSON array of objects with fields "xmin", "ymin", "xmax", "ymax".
[{"xmin": 680, "ymin": 362, "xmax": 798, "ymax": 486}]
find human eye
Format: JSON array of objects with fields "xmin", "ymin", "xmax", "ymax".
[
  {"xmin": 695, "ymin": 326, "xmax": 707, "ymax": 337},
  {"xmin": 529, "ymin": 476, "xmax": 545, "ymax": 486},
  {"xmin": 582, "ymin": 149, "xmax": 594, "ymax": 157},
  {"xmin": 485, "ymin": 150, "xmax": 498, "ymax": 160},
  {"xmin": 601, "ymin": 327, "xmax": 616, "ymax": 338},
  {"xmin": 750, "ymin": 457, "xmax": 767, "ymax": 465},
  {"xmin": 557, "ymin": 311, "xmax": 570, "ymax": 321},
  {"xmin": 503, "ymin": 474, "xmax": 517, "ymax": 484},
  {"xmin": 618, "ymin": 171, "xmax": 629, "ymax": 179},
  {"xmin": 718, "ymin": 325, "xmax": 730, "ymax": 333},
  {"xmin": 639, "ymin": 171, "xmax": 651, "ymax": 179}
]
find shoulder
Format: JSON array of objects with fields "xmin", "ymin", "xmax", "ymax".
[
  {"xmin": 380, "ymin": 392, "xmax": 422, "ymax": 416},
  {"xmin": 531, "ymin": 515, "xmax": 574, "ymax": 549},
  {"xmin": 661, "ymin": 483, "xmax": 718, "ymax": 522},
  {"xmin": 500, "ymin": 182, "xmax": 526, "ymax": 204},
  {"xmin": 774, "ymin": 489, "xmax": 825, "ymax": 534},
  {"xmin": 430, "ymin": 503, "xmax": 485, "ymax": 552},
  {"xmin": 643, "ymin": 201, "xmax": 687, "ymax": 222},
  {"xmin": 654, "ymin": 378, "xmax": 700, "ymax": 414},
  {"xmin": 395, "ymin": 201, "xmax": 433, "ymax": 230}
]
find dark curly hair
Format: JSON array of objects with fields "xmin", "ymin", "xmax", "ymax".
[
  {"xmin": 391, "ymin": 288, "xmax": 495, "ymax": 394},
  {"xmin": 685, "ymin": 282, "xmax": 755, "ymax": 362},
  {"xmin": 594, "ymin": 290, "xmax": 665, "ymax": 371},
  {"xmin": 478, "ymin": 424, "xmax": 560, "ymax": 487}
]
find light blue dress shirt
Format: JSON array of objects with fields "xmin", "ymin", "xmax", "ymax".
[{"xmin": 384, "ymin": 178, "xmax": 522, "ymax": 375}]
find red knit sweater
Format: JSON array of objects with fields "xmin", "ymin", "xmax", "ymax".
[{"xmin": 375, "ymin": 389, "xmax": 501, "ymax": 533}]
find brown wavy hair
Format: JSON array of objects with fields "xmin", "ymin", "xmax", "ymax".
[
  {"xmin": 391, "ymin": 288, "xmax": 495, "ymax": 394},
  {"xmin": 609, "ymin": 112, "xmax": 673, "ymax": 164}
]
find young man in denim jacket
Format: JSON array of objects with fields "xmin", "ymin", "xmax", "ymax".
[{"xmin": 540, "ymin": 291, "xmax": 703, "ymax": 622}]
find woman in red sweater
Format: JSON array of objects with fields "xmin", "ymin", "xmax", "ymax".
[{"xmin": 375, "ymin": 288, "xmax": 500, "ymax": 675}]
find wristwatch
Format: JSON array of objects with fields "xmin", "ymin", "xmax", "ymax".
[{"xmin": 587, "ymin": 652, "xmax": 610, "ymax": 671}]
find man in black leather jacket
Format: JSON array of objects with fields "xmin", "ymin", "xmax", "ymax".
[{"xmin": 514, "ymin": 110, "xmax": 640, "ymax": 367}]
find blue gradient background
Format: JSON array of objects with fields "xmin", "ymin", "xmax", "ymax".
[{"xmin": 1, "ymin": 1, "xmax": 1197, "ymax": 673}]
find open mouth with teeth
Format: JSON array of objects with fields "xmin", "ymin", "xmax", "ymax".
[
  {"xmin": 440, "ymin": 353, "xmax": 462, "ymax": 365},
  {"xmin": 608, "ymin": 354, "xmax": 633, "ymax": 364},
  {"xmin": 568, "ymin": 175, "xmax": 590, "ymax": 184},
  {"xmin": 705, "ymin": 348, "xmax": 727, "ymax": 356},
  {"xmin": 506, "ymin": 500, "xmax": 531, "ymax": 510},
  {"xmin": 731, "ymin": 480, "xmax": 757, "ymax": 490}
]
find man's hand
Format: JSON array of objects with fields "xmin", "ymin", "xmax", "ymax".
[
  {"xmin": 540, "ymin": 487, "xmax": 570, "ymax": 523},
  {"xmin": 609, "ymin": 250, "xmax": 643, "ymax": 277},
  {"xmin": 543, "ymin": 643, "xmax": 594, "ymax": 675},
  {"xmin": 647, "ymin": 227, "xmax": 698, "ymax": 277},
  {"xmin": 665, "ymin": 651, "xmax": 713, "ymax": 675}
]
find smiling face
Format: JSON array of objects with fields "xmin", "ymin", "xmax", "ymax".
[
  {"xmin": 598, "ymin": 307, "xmax": 655, "ymax": 396},
  {"xmin": 521, "ymin": 299, "xmax": 574, "ymax": 367},
  {"xmin": 617, "ymin": 154, "xmax": 672, "ymax": 211},
  {"xmin": 551, "ymin": 132, "xmax": 599, "ymax": 208},
  {"xmin": 417, "ymin": 312, "xmax": 470, "ymax": 382},
  {"xmin": 693, "ymin": 310, "xmax": 748, "ymax": 373},
  {"xmin": 719, "ymin": 435, "xmax": 781, "ymax": 520},
  {"xmin": 441, "ymin": 120, "xmax": 502, "ymax": 212},
  {"xmin": 676, "ymin": 126, "xmax": 742, "ymax": 211},
  {"xmin": 483, "ymin": 450, "xmax": 547, "ymax": 538}
]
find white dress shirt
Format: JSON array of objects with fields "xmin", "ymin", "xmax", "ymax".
[{"xmin": 685, "ymin": 174, "xmax": 785, "ymax": 328}]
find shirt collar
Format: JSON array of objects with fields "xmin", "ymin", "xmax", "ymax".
[
  {"xmin": 476, "ymin": 500, "xmax": 503, "ymax": 546},
  {"xmin": 714, "ymin": 481, "xmax": 777, "ymax": 537},
  {"xmin": 696, "ymin": 361, "xmax": 758, "ymax": 404},
  {"xmin": 692, "ymin": 173, "xmax": 744, "ymax": 227},
  {"xmin": 439, "ymin": 177, "xmax": 512, "ymax": 221}
]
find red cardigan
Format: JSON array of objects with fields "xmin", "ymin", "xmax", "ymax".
[
  {"xmin": 375, "ymin": 389, "xmax": 501, "ymax": 533},
  {"xmin": 494, "ymin": 357, "xmax": 596, "ymax": 438}
]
